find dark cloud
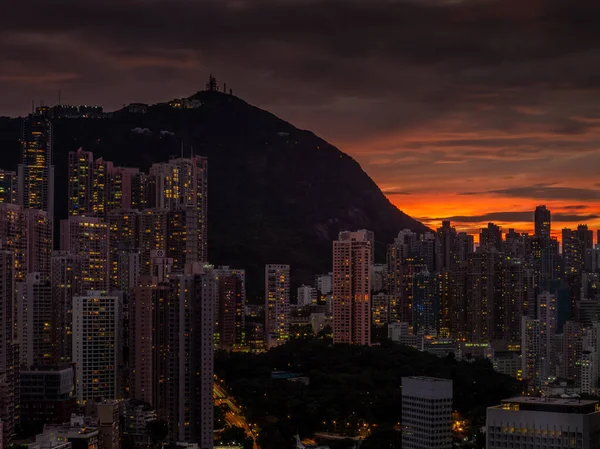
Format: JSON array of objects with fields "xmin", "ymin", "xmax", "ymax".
[
  {"xmin": 424, "ymin": 211, "xmax": 599, "ymax": 223},
  {"xmin": 460, "ymin": 185, "xmax": 600, "ymax": 201},
  {"xmin": 1, "ymin": 0, "xmax": 600, "ymax": 230},
  {"xmin": 381, "ymin": 189, "xmax": 411, "ymax": 195},
  {"xmin": 562, "ymin": 205, "xmax": 588, "ymax": 210}
]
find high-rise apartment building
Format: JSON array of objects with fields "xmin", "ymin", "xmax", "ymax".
[
  {"xmin": 149, "ymin": 156, "xmax": 208, "ymax": 263},
  {"xmin": 521, "ymin": 291, "xmax": 557, "ymax": 392},
  {"xmin": 480, "ymin": 223, "xmax": 503, "ymax": 252},
  {"xmin": 16, "ymin": 272, "xmax": 53, "ymax": 367},
  {"xmin": 0, "ymin": 170, "xmax": 17, "ymax": 205},
  {"xmin": 265, "ymin": 264, "xmax": 291, "ymax": 349},
  {"xmin": 130, "ymin": 276, "xmax": 162, "ymax": 407},
  {"xmin": 138, "ymin": 209, "xmax": 168, "ymax": 276},
  {"xmin": 68, "ymin": 149, "xmax": 94, "ymax": 217},
  {"xmin": 18, "ymin": 114, "xmax": 55, "ymax": 217},
  {"xmin": 561, "ymin": 320, "xmax": 584, "ymax": 382},
  {"xmin": 51, "ymin": 252, "xmax": 83, "ymax": 363},
  {"xmin": 563, "ymin": 228, "xmax": 584, "ymax": 276},
  {"xmin": 130, "ymin": 266, "xmax": 215, "ymax": 447},
  {"xmin": 23, "ymin": 209, "xmax": 52, "ymax": 281},
  {"xmin": 401, "ymin": 377, "xmax": 452, "ymax": 449},
  {"xmin": 412, "ymin": 268, "xmax": 439, "ymax": 334},
  {"xmin": 72, "ymin": 291, "xmax": 121, "ymax": 403},
  {"xmin": 521, "ymin": 316, "xmax": 543, "ymax": 391},
  {"xmin": 217, "ymin": 275, "xmax": 245, "ymax": 349},
  {"xmin": 60, "ymin": 216, "xmax": 110, "ymax": 292},
  {"xmin": 107, "ymin": 209, "xmax": 140, "ymax": 291},
  {"xmin": 68, "ymin": 149, "xmax": 141, "ymax": 218},
  {"xmin": 535, "ymin": 205, "xmax": 551, "ymax": 239},
  {"xmin": 333, "ymin": 231, "xmax": 372, "ymax": 345},
  {"xmin": 0, "ymin": 251, "xmax": 18, "ymax": 445},
  {"xmin": 487, "ymin": 397, "xmax": 600, "ymax": 449},
  {"xmin": 466, "ymin": 251, "xmax": 498, "ymax": 342},
  {"xmin": 213, "ymin": 266, "xmax": 246, "ymax": 349},
  {"xmin": 0, "ymin": 204, "xmax": 52, "ymax": 284},
  {"xmin": 164, "ymin": 267, "xmax": 215, "ymax": 447},
  {"xmin": 577, "ymin": 224, "xmax": 594, "ymax": 251},
  {"xmin": 297, "ymin": 285, "xmax": 317, "ymax": 307}
]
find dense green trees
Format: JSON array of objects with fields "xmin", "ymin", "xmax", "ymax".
[{"xmin": 215, "ymin": 338, "xmax": 521, "ymax": 449}]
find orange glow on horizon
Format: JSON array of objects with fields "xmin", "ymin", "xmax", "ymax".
[{"xmin": 386, "ymin": 193, "xmax": 600, "ymax": 244}]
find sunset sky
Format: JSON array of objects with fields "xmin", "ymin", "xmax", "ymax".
[{"xmin": 1, "ymin": 0, "xmax": 600, "ymax": 240}]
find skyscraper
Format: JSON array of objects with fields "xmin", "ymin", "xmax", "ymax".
[
  {"xmin": 412, "ymin": 267, "xmax": 439, "ymax": 334},
  {"xmin": 0, "ymin": 204, "xmax": 52, "ymax": 284},
  {"xmin": 16, "ymin": 272, "xmax": 53, "ymax": 367},
  {"xmin": 68, "ymin": 149, "xmax": 142, "ymax": 218},
  {"xmin": 130, "ymin": 265, "xmax": 215, "ymax": 447},
  {"xmin": 60, "ymin": 216, "xmax": 110, "ymax": 292},
  {"xmin": 0, "ymin": 250, "xmax": 18, "ymax": 445},
  {"xmin": 401, "ymin": 377, "xmax": 452, "ymax": 449},
  {"xmin": 51, "ymin": 251, "xmax": 83, "ymax": 363},
  {"xmin": 164, "ymin": 267, "xmax": 215, "ymax": 446},
  {"xmin": 479, "ymin": 223, "xmax": 502, "ymax": 252},
  {"xmin": 535, "ymin": 205, "xmax": 551, "ymax": 239},
  {"xmin": 576, "ymin": 224, "xmax": 594, "ymax": 251},
  {"xmin": 217, "ymin": 275, "xmax": 244, "ymax": 349},
  {"xmin": 107, "ymin": 209, "xmax": 140, "ymax": 290},
  {"xmin": 265, "ymin": 264, "xmax": 290, "ymax": 349},
  {"xmin": 23, "ymin": 209, "xmax": 53, "ymax": 281},
  {"xmin": 130, "ymin": 276, "xmax": 162, "ymax": 407},
  {"xmin": 333, "ymin": 231, "xmax": 372, "ymax": 345},
  {"xmin": 72, "ymin": 291, "xmax": 121, "ymax": 403},
  {"xmin": 18, "ymin": 114, "xmax": 55, "ymax": 217},
  {"xmin": 67, "ymin": 149, "xmax": 94, "ymax": 217},
  {"xmin": 149, "ymin": 156, "xmax": 208, "ymax": 263},
  {"xmin": 138, "ymin": 209, "xmax": 168, "ymax": 276}
]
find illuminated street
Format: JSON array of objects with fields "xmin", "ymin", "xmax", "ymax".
[{"xmin": 214, "ymin": 379, "xmax": 260, "ymax": 449}]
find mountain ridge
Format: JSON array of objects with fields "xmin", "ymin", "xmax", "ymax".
[{"xmin": 0, "ymin": 90, "xmax": 429, "ymax": 297}]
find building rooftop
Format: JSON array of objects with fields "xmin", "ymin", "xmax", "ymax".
[
  {"xmin": 493, "ymin": 396, "xmax": 600, "ymax": 415},
  {"xmin": 501, "ymin": 396, "xmax": 598, "ymax": 407},
  {"xmin": 405, "ymin": 376, "xmax": 452, "ymax": 383}
]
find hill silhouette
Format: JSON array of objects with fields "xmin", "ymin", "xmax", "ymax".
[{"xmin": 0, "ymin": 91, "xmax": 428, "ymax": 297}]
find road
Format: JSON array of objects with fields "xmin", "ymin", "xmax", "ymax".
[{"xmin": 214, "ymin": 380, "xmax": 260, "ymax": 449}]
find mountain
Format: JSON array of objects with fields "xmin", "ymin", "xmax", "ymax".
[{"xmin": 0, "ymin": 91, "xmax": 428, "ymax": 298}]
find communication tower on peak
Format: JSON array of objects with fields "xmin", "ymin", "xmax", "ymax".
[{"xmin": 206, "ymin": 74, "xmax": 218, "ymax": 92}]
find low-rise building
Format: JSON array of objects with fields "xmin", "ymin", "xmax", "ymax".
[
  {"xmin": 29, "ymin": 431, "xmax": 72, "ymax": 449},
  {"xmin": 487, "ymin": 396, "xmax": 600, "ymax": 449}
]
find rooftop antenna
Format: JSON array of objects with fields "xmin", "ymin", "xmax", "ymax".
[
  {"xmin": 181, "ymin": 141, "xmax": 184, "ymax": 159},
  {"xmin": 58, "ymin": 90, "xmax": 61, "ymax": 105},
  {"xmin": 31, "ymin": 100, "xmax": 34, "ymax": 114}
]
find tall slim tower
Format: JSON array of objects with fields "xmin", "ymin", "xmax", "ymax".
[
  {"xmin": 333, "ymin": 231, "xmax": 372, "ymax": 345},
  {"xmin": 60, "ymin": 216, "xmax": 110, "ymax": 292},
  {"xmin": 72, "ymin": 291, "xmax": 121, "ymax": 403},
  {"xmin": 68, "ymin": 148, "xmax": 94, "ymax": 217},
  {"xmin": 0, "ymin": 204, "xmax": 52, "ymax": 284},
  {"xmin": 149, "ymin": 156, "xmax": 208, "ymax": 263},
  {"xmin": 51, "ymin": 251, "xmax": 83, "ymax": 363},
  {"xmin": 534, "ymin": 205, "xmax": 551, "ymax": 238},
  {"xmin": 0, "ymin": 250, "xmax": 18, "ymax": 445},
  {"xmin": 18, "ymin": 114, "xmax": 55, "ymax": 218},
  {"xmin": 16, "ymin": 272, "xmax": 53, "ymax": 367},
  {"xmin": 265, "ymin": 264, "xmax": 290, "ymax": 349}
]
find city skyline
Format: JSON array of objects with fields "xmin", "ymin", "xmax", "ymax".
[{"xmin": 2, "ymin": 1, "xmax": 600, "ymax": 237}]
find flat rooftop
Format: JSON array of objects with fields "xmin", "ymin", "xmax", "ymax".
[
  {"xmin": 502, "ymin": 397, "xmax": 598, "ymax": 407},
  {"xmin": 493, "ymin": 396, "xmax": 600, "ymax": 415}
]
